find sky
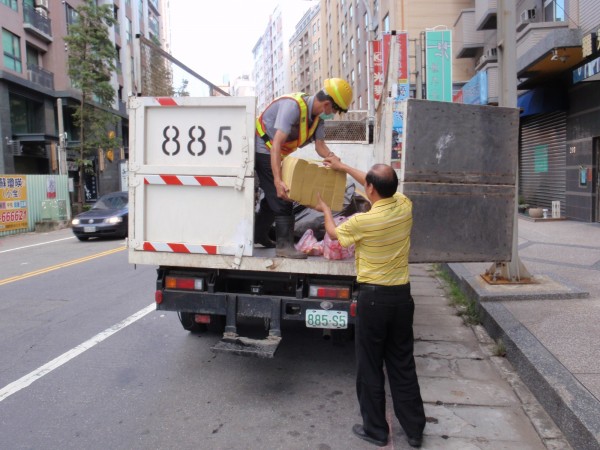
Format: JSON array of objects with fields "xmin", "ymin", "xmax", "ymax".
[{"xmin": 167, "ymin": 0, "xmax": 280, "ymax": 93}]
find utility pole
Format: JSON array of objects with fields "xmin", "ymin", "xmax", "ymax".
[
  {"xmin": 485, "ymin": 0, "xmax": 532, "ymax": 282},
  {"xmin": 361, "ymin": 0, "xmax": 377, "ymax": 125}
]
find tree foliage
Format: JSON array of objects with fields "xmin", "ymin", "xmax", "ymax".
[
  {"xmin": 64, "ymin": 0, "xmax": 120, "ymax": 203},
  {"xmin": 142, "ymin": 35, "xmax": 175, "ymax": 96}
]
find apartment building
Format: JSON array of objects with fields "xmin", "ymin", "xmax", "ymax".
[
  {"xmin": 453, "ymin": 0, "xmax": 600, "ymax": 222},
  {"xmin": 286, "ymin": 1, "xmax": 474, "ymax": 113},
  {"xmin": 0, "ymin": 0, "xmax": 169, "ymax": 199},
  {"xmin": 289, "ymin": 4, "xmax": 321, "ymax": 95},
  {"xmin": 252, "ymin": 1, "xmax": 318, "ymax": 113}
]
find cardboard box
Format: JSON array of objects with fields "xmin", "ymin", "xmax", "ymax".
[{"xmin": 282, "ymin": 156, "xmax": 346, "ymax": 211}]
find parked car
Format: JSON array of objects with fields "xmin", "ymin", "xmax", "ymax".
[{"xmin": 71, "ymin": 191, "xmax": 128, "ymax": 241}]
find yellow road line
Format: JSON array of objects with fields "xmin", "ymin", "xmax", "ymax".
[{"xmin": 0, "ymin": 246, "xmax": 126, "ymax": 286}]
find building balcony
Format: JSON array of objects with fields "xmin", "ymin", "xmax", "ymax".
[
  {"xmin": 475, "ymin": 0, "xmax": 496, "ymax": 31},
  {"xmin": 23, "ymin": 4, "xmax": 53, "ymax": 42},
  {"xmin": 27, "ymin": 64, "xmax": 54, "ymax": 89},
  {"xmin": 516, "ymin": 21, "xmax": 583, "ymax": 89},
  {"xmin": 454, "ymin": 9, "xmax": 485, "ymax": 58}
]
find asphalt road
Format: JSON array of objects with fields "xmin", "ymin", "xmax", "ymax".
[{"xmin": 0, "ymin": 229, "xmax": 366, "ymax": 450}]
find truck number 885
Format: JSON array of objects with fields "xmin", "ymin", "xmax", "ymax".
[{"xmin": 161, "ymin": 125, "xmax": 232, "ymax": 157}]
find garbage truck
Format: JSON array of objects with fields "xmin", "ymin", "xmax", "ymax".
[{"xmin": 127, "ymin": 95, "xmax": 519, "ymax": 358}]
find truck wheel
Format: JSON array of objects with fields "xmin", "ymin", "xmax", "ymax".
[
  {"xmin": 178, "ymin": 312, "xmax": 206, "ymax": 332},
  {"xmin": 178, "ymin": 312, "xmax": 225, "ymax": 333},
  {"xmin": 207, "ymin": 314, "xmax": 226, "ymax": 334}
]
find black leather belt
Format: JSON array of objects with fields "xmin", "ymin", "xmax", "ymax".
[{"xmin": 359, "ymin": 282, "xmax": 410, "ymax": 292}]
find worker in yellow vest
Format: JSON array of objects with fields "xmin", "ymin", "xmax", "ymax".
[{"xmin": 254, "ymin": 78, "xmax": 353, "ymax": 258}]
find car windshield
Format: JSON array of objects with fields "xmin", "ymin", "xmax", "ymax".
[{"xmin": 92, "ymin": 194, "xmax": 128, "ymax": 210}]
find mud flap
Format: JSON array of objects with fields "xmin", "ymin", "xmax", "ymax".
[{"xmin": 211, "ymin": 335, "xmax": 282, "ymax": 359}]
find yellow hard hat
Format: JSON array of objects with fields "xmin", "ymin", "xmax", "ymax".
[{"xmin": 323, "ymin": 78, "xmax": 353, "ymax": 112}]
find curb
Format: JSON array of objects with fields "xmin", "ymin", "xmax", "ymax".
[{"xmin": 442, "ymin": 263, "xmax": 600, "ymax": 450}]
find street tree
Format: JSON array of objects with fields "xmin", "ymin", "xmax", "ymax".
[
  {"xmin": 64, "ymin": 0, "xmax": 120, "ymax": 205},
  {"xmin": 142, "ymin": 35, "xmax": 175, "ymax": 96}
]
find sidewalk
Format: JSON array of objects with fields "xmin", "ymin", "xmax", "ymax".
[
  {"xmin": 390, "ymin": 264, "xmax": 570, "ymax": 449},
  {"xmin": 443, "ymin": 217, "xmax": 600, "ymax": 450}
]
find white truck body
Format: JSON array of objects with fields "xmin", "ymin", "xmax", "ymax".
[{"xmin": 128, "ymin": 96, "xmax": 370, "ymax": 276}]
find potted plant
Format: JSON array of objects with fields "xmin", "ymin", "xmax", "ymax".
[{"xmin": 518, "ymin": 196, "xmax": 529, "ymax": 214}]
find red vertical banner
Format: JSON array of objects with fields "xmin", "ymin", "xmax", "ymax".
[{"xmin": 372, "ymin": 39, "xmax": 384, "ymax": 105}]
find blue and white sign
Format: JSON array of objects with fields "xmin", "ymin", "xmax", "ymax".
[
  {"xmin": 462, "ymin": 71, "xmax": 488, "ymax": 105},
  {"xmin": 573, "ymin": 56, "xmax": 600, "ymax": 83}
]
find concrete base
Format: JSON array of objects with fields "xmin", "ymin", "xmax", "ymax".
[
  {"xmin": 444, "ymin": 262, "xmax": 600, "ymax": 450},
  {"xmin": 35, "ymin": 220, "xmax": 70, "ymax": 233}
]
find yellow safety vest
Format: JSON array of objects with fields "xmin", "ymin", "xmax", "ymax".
[{"xmin": 255, "ymin": 93, "xmax": 321, "ymax": 157}]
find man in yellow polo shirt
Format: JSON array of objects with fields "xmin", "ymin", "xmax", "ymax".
[{"xmin": 315, "ymin": 160, "xmax": 426, "ymax": 448}]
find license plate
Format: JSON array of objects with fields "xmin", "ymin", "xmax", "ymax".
[
  {"xmin": 305, "ymin": 309, "xmax": 348, "ymax": 329},
  {"xmin": 84, "ymin": 226, "xmax": 96, "ymax": 233}
]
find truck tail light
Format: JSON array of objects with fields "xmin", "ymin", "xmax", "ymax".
[
  {"xmin": 309, "ymin": 284, "xmax": 351, "ymax": 299},
  {"xmin": 165, "ymin": 276, "xmax": 204, "ymax": 291},
  {"xmin": 350, "ymin": 300, "xmax": 357, "ymax": 317},
  {"xmin": 155, "ymin": 290, "xmax": 163, "ymax": 304}
]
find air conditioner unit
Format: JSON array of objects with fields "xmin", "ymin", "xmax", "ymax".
[
  {"xmin": 35, "ymin": 0, "xmax": 49, "ymax": 9},
  {"xmin": 7, "ymin": 140, "xmax": 22, "ymax": 155},
  {"xmin": 35, "ymin": 6, "xmax": 48, "ymax": 17},
  {"xmin": 487, "ymin": 47, "xmax": 497, "ymax": 58},
  {"xmin": 517, "ymin": 9, "xmax": 536, "ymax": 31}
]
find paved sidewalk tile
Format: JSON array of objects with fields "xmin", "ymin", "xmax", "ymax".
[{"xmin": 382, "ymin": 264, "xmax": 571, "ymax": 449}]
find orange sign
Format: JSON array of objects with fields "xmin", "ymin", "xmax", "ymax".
[{"xmin": 0, "ymin": 175, "xmax": 28, "ymax": 231}]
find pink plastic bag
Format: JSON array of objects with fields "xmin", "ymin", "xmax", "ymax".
[
  {"xmin": 323, "ymin": 216, "xmax": 355, "ymax": 260},
  {"xmin": 295, "ymin": 229, "xmax": 324, "ymax": 256}
]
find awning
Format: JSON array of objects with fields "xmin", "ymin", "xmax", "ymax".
[{"xmin": 517, "ymin": 85, "xmax": 566, "ymax": 117}]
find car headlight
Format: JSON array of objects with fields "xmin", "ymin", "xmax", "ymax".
[
  {"xmin": 105, "ymin": 216, "xmax": 123, "ymax": 224},
  {"xmin": 72, "ymin": 218, "xmax": 80, "ymax": 225}
]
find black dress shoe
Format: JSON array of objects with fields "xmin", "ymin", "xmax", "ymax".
[
  {"xmin": 407, "ymin": 435, "xmax": 422, "ymax": 448},
  {"xmin": 351, "ymin": 424, "xmax": 388, "ymax": 447}
]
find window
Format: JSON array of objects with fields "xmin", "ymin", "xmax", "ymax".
[
  {"xmin": 66, "ymin": 4, "xmax": 78, "ymax": 28},
  {"xmin": 1, "ymin": 0, "xmax": 18, "ymax": 11},
  {"xmin": 543, "ymin": 0, "xmax": 565, "ymax": 22},
  {"xmin": 350, "ymin": 37, "xmax": 355, "ymax": 55},
  {"xmin": 2, "ymin": 29, "xmax": 21, "ymax": 72},
  {"xmin": 351, "ymin": 69, "xmax": 355, "ymax": 83},
  {"xmin": 10, "ymin": 93, "xmax": 43, "ymax": 133},
  {"xmin": 126, "ymin": 19, "xmax": 132, "ymax": 43},
  {"xmin": 383, "ymin": 14, "xmax": 390, "ymax": 33},
  {"xmin": 357, "ymin": 26, "xmax": 360, "ymax": 44}
]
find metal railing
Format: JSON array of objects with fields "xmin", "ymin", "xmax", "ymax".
[
  {"xmin": 23, "ymin": 4, "xmax": 52, "ymax": 38},
  {"xmin": 27, "ymin": 64, "xmax": 54, "ymax": 89}
]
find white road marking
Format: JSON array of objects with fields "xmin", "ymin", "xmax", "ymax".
[
  {"xmin": 0, "ymin": 303, "xmax": 155, "ymax": 403},
  {"xmin": 0, "ymin": 236, "xmax": 75, "ymax": 254}
]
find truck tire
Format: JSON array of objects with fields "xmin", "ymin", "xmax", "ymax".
[
  {"xmin": 178, "ymin": 312, "xmax": 206, "ymax": 332},
  {"xmin": 178, "ymin": 312, "xmax": 225, "ymax": 334}
]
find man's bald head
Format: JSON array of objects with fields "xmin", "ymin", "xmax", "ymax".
[{"xmin": 365, "ymin": 164, "xmax": 398, "ymax": 198}]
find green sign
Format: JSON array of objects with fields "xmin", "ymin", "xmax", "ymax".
[
  {"xmin": 534, "ymin": 145, "xmax": 548, "ymax": 173},
  {"xmin": 425, "ymin": 30, "xmax": 452, "ymax": 102}
]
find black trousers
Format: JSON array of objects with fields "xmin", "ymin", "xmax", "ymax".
[
  {"xmin": 355, "ymin": 283, "xmax": 426, "ymax": 442},
  {"xmin": 255, "ymin": 152, "xmax": 293, "ymax": 217}
]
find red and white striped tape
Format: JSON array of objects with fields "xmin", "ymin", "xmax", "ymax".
[
  {"xmin": 143, "ymin": 241, "xmax": 218, "ymax": 255},
  {"xmin": 154, "ymin": 97, "xmax": 179, "ymax": 106},
  {"xmin": 143, "ymin": 175, "xmax": 235, "ymax": 187}
]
